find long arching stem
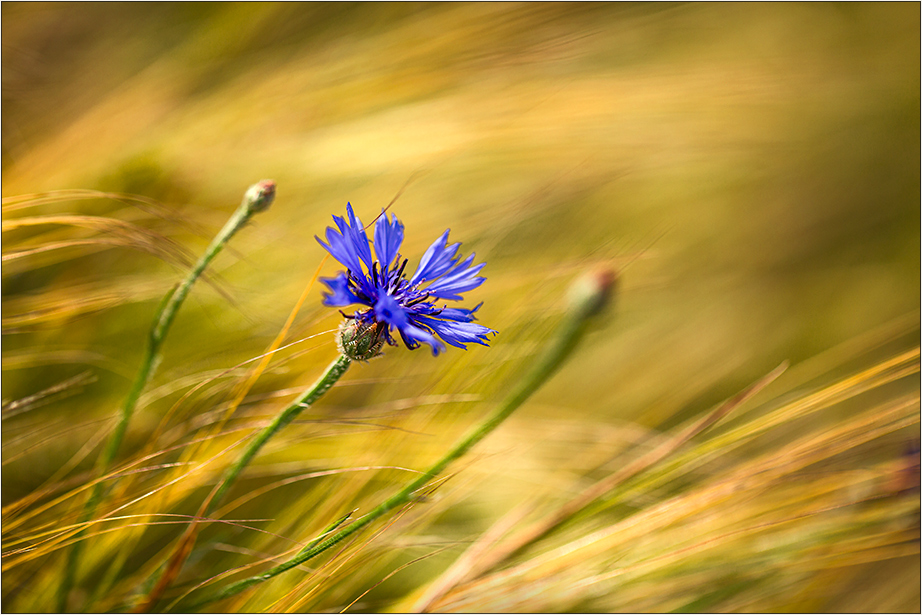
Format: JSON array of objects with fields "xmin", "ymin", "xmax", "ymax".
[{"xmin": 57, "ymin": 181, "xmax": 275, "ymax": 613}]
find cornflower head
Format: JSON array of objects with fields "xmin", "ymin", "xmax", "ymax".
[{"xmin": 317, "ymin": 204, "xmax": 495, "ymax": 359}]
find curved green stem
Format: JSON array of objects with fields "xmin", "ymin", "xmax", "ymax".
[
  {"xmin": 189, "ymin": 270, "xmax": 616, "ymax": 610},
  {"xmin": 134, "ymin": 355, "xmax": 350, "ymax": 613},
  {"xmin": 57, "ymin": 181, "xmax": 276, "ymax": 613},
  {"xmin": 207, "ymin": 355, "xmax": 351, "ymax": 512}
]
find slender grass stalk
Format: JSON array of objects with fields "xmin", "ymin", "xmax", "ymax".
[
  {"xmin": 134, "ymin": 355, "xmax": 351, "ymax": 612},
  {"xmin": 57, "ymin": 181, "xmax": 276, "ymax": 613},
  {"xmin": 187, "ymin": 269, "xmax": 617, "ymax": 610},
  {"xmin": 210, "ymin": 355, "xmax": 352, "ymax": 511},
  {"xmin": 95, "ymin": 264, "xmax": 328, "ymax": 608},
  {"xmin": 411, "ymin": 361, "xmax": 790, "ymax": 612}
]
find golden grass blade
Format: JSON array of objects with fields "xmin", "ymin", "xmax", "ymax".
[
  {"xmin": 412, "ymin": 361, "xmax": 788, "ymax": 611},
  {"xmin": 1, "ymin": 371, "xmax": 96, "ymax": 420},
  {"xmin": 429, "ymin": 374, "xmax": 918, "ymax": 612},
  {"xmin": 131, "ymin": 256, "xmax": 329, "ymax": 612},
  {"xmin": 2, "ymin": 214, "xmax": 193, "ymax": 267},
  {"xmin": 2, "ymin": 429, "xmax": 254, "ymax": 568},
  {"xmin": 2, "ymin": 277, "xmax": 168, "ymax": 329},
  {"xmin": 341, "ymin": 545, "xmax": 454, "ymax": 614}
]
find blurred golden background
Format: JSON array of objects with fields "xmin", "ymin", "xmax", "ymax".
[{"xmin": 2, "ymin": 3, "xmax": 919, "ymax": 612}]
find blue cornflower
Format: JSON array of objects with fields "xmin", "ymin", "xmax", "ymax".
[{"xmin": 317, "ymin": 203, "xmax": 495, "ymax": 357}]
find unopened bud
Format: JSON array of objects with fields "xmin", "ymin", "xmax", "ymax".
[
  {"xmin": 567, "ymin": 268, "xmax": 617, "ymax": 317},
  {"xmin": 337, "ymin": 319, "xmax": 387, "ymax": 361},
  {"xmin": 243, "ymin": 180, "xmax": 276, "ymax": 214}
]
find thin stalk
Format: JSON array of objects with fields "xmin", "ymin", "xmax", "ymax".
[
  {"xmin": 134, "ymin": 355, "xmax": 351, "ymax": 613},
  {"xmin": 212, "ymin": 355, "xmax": 352, "ymax": 511},
  {"xmin": 57, "ymin": 181, "xmax": 276, "ymax": 613},
  {"xmin": 409, "ymin": 361, "xmax": 789, "ymax": 612},
  {"xmin": 188, "ymin": 269, "xmax": 617, "ymax": 610}
]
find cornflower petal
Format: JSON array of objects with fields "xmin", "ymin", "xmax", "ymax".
[
  {"xmin": 409, "ymin": 230, "xmax": 461, "ymax": 285},
  {"xmin": 345, "ymin": 203, "xmax": 374, "ymax": 272},
  {"xmin": 320, "ymin": 273, "xmax": 361, "ymax": 307},
  {"xmin": 437, "ymin": 305, "xmax": 480, "ymax": 323},
  {"xmin": 330, "ymin": 211, "xmax": 370, "ymax": 275},
  {"xmin": 374, "ymin": 210, "xmax": 404, "ymax": 270},
  {"xmin": 425, "ymin": 254, "xmax": 487, "ymax": 300},
  {"xmin": 317, "ymin": 228, "xmax": 363, "ymax": 276},
  {"xmin": 414, "ymin": 315, "xmax": 494, "ymax": 348},
  {"xmin": 400, "ymin": 322, "xmax": 444, "ymax": 355},
  {"xmin": 375, "ymin": 294, "xmax": 444, "ymax": 354},
  {"xmin": 374, "ymin": 293, "xmax": 408, "ymax": 328},
  {"xmin": 427, "ymin": 277, "xmax": 486, "ymax": 301}
]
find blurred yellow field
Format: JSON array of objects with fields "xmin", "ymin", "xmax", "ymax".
[{"xmin": 2, "ymin": 4, "xmax": 919, "ymax": 612}]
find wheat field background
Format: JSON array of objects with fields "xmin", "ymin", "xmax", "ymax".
[{"xmin": 2, "ymin": 3, "xmax": 919, "ymax": 613}]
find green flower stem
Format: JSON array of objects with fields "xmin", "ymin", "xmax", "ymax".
[
  {"xmin": 207, "ymin": 355, "xmax": 352, "ymax": 512},
  {"xmin": 135, "ymin": 355, "xmax": 351, "ymax": 613},
  {"xmin": 189, "ymin": 270, "xmax": 617, "ymax": 610},
  {"xmin": 57, "ymin": 181, "xmax": 276, "ymax": 613}
]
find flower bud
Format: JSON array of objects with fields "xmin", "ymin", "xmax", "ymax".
[
  {"xmin": 567, "ymin": 268, "xmax": 617, "ymax": 317},
  {"xmin": 337, "ymin": 318, "xmax": 387, "ymax": 361},
  {"xmin": 242, "ymin": 180, "xmax": 276, "ymax": 214}
]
